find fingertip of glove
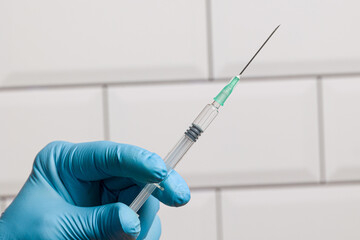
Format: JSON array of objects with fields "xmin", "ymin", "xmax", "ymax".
[
  {"xmin": 173, "ymin": 188, "xmax": 191, "ymax": 207},
  {"xmin": 119, "ymin": 144, "xmax": 167, "ymax": 183},
  {"xmin": 123, "ymin": 222, "xmax": 141, "ymax": 237},
  {"xmin": 156, "ymin": 170, "xmax": 191, "ymax": 207},
  {"xmin": 118, "ymin": 204, "xmax": 141, "ymax": 236},
  {"xmin": 145, "ymin": 153, "xmax": 167, "ymax": 183}
]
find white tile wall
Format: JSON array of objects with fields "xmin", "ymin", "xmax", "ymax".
[
  {"xmin": 211, "ymin": 0, "xmax": 360, "ymax": 78},
  {"xmin": 108, "ymin": 78, "xmax": 320, "ymax": 187},
  {"xmin": 323, "ymin": 76, "xmax": 360, "ymax": 181},
  {"xmin": 0, "ymin": 0, "xmax": 208, "ymax": 87},
  {"xmin": 158, "ymin": 190, "xmax": 217, "ymax": 240},
  {"xmin": 0, "ymin": 87, "xmax": 104, "ymax": 195},
  {"xmin": 222, "ymin": 185, "xmax": 360, "ymax": 240}
]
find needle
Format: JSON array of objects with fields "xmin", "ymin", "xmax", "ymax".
[{"xmin": 239, "ymin": 25, "xmax": 280, "ymax": 75}]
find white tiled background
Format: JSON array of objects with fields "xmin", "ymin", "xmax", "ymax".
[{"xmin": 2, "ymin": 1, "xmax": 360, "ymax": 239}]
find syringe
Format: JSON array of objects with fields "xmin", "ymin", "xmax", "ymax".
[{"xmin": 129, "ymin": 25, "xmax": 280, "ymax": 213}]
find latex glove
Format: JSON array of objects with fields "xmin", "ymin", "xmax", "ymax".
[{"xmin": 0, "ymin": 141, "xmax": 190, "ymax": 240}]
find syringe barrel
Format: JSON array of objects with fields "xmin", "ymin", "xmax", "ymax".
[
  {"xmin": 164, "ymin": 135, "xmax": 194, "ymax": 171},
  {"xmin": 129, "ymin": 101, "xmax": 220, "ymax": 212},
  {"xmin": 193, "ymin": 101, "xmax": 220, "ymax": 132}
]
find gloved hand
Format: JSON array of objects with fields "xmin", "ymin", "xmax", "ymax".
[{"xmin": 0, "ymin": 141, "xmax": 190, "ymax": 240}]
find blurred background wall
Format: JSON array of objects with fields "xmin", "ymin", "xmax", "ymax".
[{"xmin": 1, "ymin": 0, "xmax": 360, "ymax": 239}]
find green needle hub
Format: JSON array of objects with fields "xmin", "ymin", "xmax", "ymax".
[{"xmin": 213, "ymin": 76, "xmax": 240, "ymax": 106}]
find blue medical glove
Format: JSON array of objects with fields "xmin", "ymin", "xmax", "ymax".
[{"xmin": 0, "ymin": 141, "xmax": 190, "ymax": 240}]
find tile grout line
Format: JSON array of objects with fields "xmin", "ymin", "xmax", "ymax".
[
  {"xmin": 215, "ymin": 188, "xmax": 224, "ymax": 240},
  {"xmin": 205, "ymin": 0, "xmax": 214, "ymax": 81},
  {"xmin": 317, "ymin": 76, "xmax": 326, "ymax": 183},
  {"xmin": 189, "ymin": 180, "xmax": 360, "ymax": 191},
  {"xmin": 102, "ymin": 85, "xmax": 110, "ymax": 141},
  {"xmin": 1, "ymin": 72, "xmax": 360, "ymax": 91}
]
